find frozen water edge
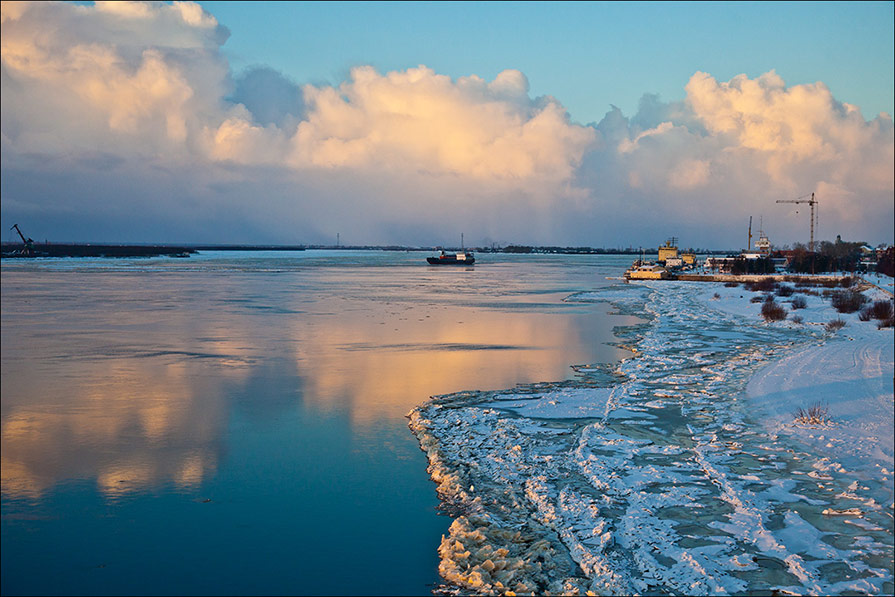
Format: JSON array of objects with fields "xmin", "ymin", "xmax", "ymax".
[{"xmin": 409, "ymin": 278, "xmax": 894, "ymax": 595}]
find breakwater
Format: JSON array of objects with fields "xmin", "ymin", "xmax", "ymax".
[{"xmin": 1, "ymin": 244, "xmax": 196, "ymax": 258}]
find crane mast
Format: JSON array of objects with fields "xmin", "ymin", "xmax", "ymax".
[
  {"xmin": 776, "ymin": 192, "xmax": 818, "ymax": 252},
  {"xmin": 747, "ymin": 216, "xmax": 752, "ymax": 252}
]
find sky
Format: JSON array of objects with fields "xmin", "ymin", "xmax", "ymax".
[{"xmin": 1, "ymin": 1, "xmax": 893, "ymax": 248}]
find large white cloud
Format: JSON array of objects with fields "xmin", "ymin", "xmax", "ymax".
[
  {"xmin": 1, "ymin": 1, "xmax": 892, "ymax": 246},
  {"xmin": 285, "ymin": 66, "xmax": 595, "ymax": 182},
  {"xmin": 581, "ymin": 71, "xmax": 893, "ymax": 245},
  {"xmin": 2, "ymin": 1, "xmax": 594, "ymax": 187}
]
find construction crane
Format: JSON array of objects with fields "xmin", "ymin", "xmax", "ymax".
[
  {"xmin": 10, "ymin": 224, "xmax": 35, "ymax": 256},
  {"xmin": 776, "ymin": 192, "xmax": 818, "ymax": 252}
]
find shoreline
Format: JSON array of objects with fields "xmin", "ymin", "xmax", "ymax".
[{"xmin": 409, "ymin": 274, "xmax": 895, "ymax": 595}]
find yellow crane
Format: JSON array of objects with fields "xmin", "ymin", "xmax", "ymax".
[{"xmin": 776, "ymin": 192, "xmax": 818, "ymax": 252}]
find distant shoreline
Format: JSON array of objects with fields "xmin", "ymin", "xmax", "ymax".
[{"xmin": 0, "ymin": 243, "xmax": 737, "ymax": 259}]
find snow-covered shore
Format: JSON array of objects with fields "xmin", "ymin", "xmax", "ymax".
[{"xmin": 409, "ymin": 275, "xmax": 894, "ymax": 595}]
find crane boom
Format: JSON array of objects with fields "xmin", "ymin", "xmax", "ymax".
[
  {"xmin": 10, "ymin": 224, "xmax": 28, "ymax": 244},
  {"xmin": 9, "ymin": 224, "xmax": 35, "ymax": 256},
  {"xmin": 776, "ymin": 192, "xmax": 817, "ymax": 252}
]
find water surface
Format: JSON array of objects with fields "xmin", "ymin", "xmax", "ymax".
[{"xmin": 1, "ymin": 251, "xmax": 634, "ymax": 595}]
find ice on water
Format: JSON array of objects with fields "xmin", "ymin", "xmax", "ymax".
[{"xmin": 410, "ymin": 280, "xmax": 894, "ymax": 595}]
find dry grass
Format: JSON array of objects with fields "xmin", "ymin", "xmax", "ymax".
[
  {"xmin": 825, "ymin": 318, "xmax": 847, "ymax": 332},
  {"xmin": 793, "ymin": 403, "xmax": 831, "ymax": 426}
]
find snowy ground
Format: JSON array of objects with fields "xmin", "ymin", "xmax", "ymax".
[{"xmin": 409, "ymin": 275, "xmax": 894, "ymax": 595}]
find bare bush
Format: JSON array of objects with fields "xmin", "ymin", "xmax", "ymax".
[
  {"xmin": 825, "ymin": 318, "xmax": 846, "ymax": 332},
  {"xmin": 879, "ymin": 316, "xmax": 894, "ymax": 329},
  {"xmin": 830, "ymin": 290, "xmax": 868, "ymax": 313},
  {"xmin": 791, "ymin": 296, "xmax": 807, "ymax": 310},
  {"xmin": 745, "ymin": 277, "xmax": 778, "ymax": 292},
  {"xmin": 761, "ymin": 299, "xmax": 787, "ymax": 321},
  {"xmin": 776, "ymin": 285, "xmax": 795, "ymax": 297},
  {"xmin": 750, "ymin": 295, "xmax": 765, "ymax": 303},
  {"xmin": 790, "ymin": 315, "xmax": 803, "ymax": 324},
  {"xmin": 724, "ymin": 281, "xmax": 739, "ymax": 288},
  {"xmin": 793, "ymin": 402, "xmax": 831, "ymax": 426},
  {"xmin": 839, "ymin": 276, "xmax": 854, "ymax": 288},
  {"xmin": 869, "ymin": 300, "xmax": 894, "ymax": 321},
  {"xmin": 859, "ymin": 307, "xmax": 873, "ymax": 321}
]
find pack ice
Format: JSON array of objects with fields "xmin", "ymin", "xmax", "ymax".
[{"xmin": 410, "ymin": 279, "xmax": 894, "ymax": 595}]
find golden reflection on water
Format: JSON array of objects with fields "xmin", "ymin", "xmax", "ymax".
[
  {"xmin": 1, "ymin": 266, "xmax": 631, "ymax": 499},
  {"xmin": 289, "ymin": 295, "xmax": 624, "ymax": 424},
  {"xmin": 1, "ymin": 358, "xmax": 230, "ymax": 499}
]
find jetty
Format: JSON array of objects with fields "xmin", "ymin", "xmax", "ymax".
[{"xmin": 1, "ymin": 243, "xmax": 196, "ymax": 259}]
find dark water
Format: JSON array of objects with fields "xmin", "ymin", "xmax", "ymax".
[{"xmin": 1, "ymin": 250, "xmax": 634, "ymax": 595}]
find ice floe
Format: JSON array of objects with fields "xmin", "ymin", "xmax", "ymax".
[{"xmin": 410, "ymin": 276, "xmax": 894, "ymax": 595}]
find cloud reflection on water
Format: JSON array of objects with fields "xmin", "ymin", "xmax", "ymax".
[{"xmin": 1, "ymin": 259, "xmax": 631, "ymax": 499}]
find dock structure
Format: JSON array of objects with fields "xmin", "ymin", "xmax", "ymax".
[{"xmin": 0, "ymin": 243, "xmax": 197, "ymax": 258}]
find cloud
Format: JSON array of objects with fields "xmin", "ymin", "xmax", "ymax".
[
  {"xmin": 579, "ymin": 71, "xmax": 893, "ymax": 245},
  {"xmin": 217, "ymin": 64, "xmax": 595, "ymax": 184},
  {"xmin": 1, "ymin": 2, "xmax": 892, "ymax": 247},
  {"xmin": 1, "ymin": 0, "xmax": 230, "ymax": 159}
]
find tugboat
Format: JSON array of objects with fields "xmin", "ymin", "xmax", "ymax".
[{"xmin": 427, "ymin": 249, "xmax": 475, "ymax": 265}]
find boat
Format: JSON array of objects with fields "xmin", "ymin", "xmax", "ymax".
[
  {"xmin": 427, "ymin": 249, "xmax": 475, "ymax": 265},
  {"xmin": 624, "ymin": 261, "xmax": 670, "ymax": 280}
]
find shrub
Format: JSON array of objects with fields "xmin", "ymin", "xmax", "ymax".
[
  {"xmin": 745, "ymin": 277, "xmax": 778, "ymax": 292},
  {"xmin": 879, "ymin": 316, "xmax": 894, "ymax": 329},
  {"xmin": 750, "ymin": 295, "xmax": 765, "ymax": 303},
  {"xmin": 713, "ymin": 292, "xmax": 721, "ymax": 299},
  {"xmin": 830, "ymin": 290, "xmax": 869, "ymax": 313},
  {"xmin": 724, "ymin": 281, "xmax": 739, "ymax": 288},
  {"xmin": 776, "ymin": 285, "xmax": 795, "ymax": 297},
  {"xmin": 825, "ymin": 318, "xmax": 846, "ymax": 332},
  {"xmin": 868, "ymin": 300, "xmax": 894, "ymax": 321},
  {"xmin": 839, "ymin": 276, "xmax": 854, "ymax": 288},
  {"xmin": 790, "ymin": 314, "xmax": 803, "ymax": 324},
  {"xmin": 859, "ymin": 307, "xmax": 873, "ymax": 321},
  {"xmin": 761, "ymin": 299, "xmax": 787, "ymax": 321},
  {"xmin": 791, "ymin": 296, "xmax": 807, "ymax": 310},
  {"xmin": 793, "ymin": 402, "xmax": 830, "ymax": 426}
]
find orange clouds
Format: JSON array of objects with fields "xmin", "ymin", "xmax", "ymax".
[
  {"xmin": 2, "ymin": 3, "xmax": 594, "ymax": 185},
  {"xmin": 1, "ymin": 0, "xmax": 228, "ymax": 157},
  {"xmin": 284, "ymin": 66, "xmax": 595, "ymax": 180},
  {"xmin": 1, "ymin": 1, "xmax": 892, "ymax": 244}
]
